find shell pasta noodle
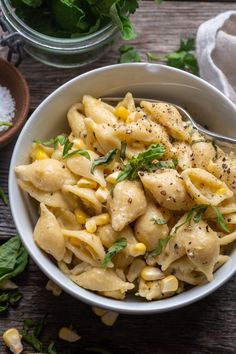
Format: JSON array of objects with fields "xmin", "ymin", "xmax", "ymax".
[{"xmin": 15, "ymin": 93, "xmax": 236, "ymax": 301}]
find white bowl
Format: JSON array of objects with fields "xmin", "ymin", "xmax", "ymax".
[{"xmin": 9, "ymin": 63, "xmax": 236, "ymax": 314}]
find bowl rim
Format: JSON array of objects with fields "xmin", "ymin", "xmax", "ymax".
[
  {"xmin": 0, "ymin": 59, "xmax": 30, "ymax": 146},
  {"xmin": 9, "ymin": 63, "xmax": 236, "ymax": 314}
]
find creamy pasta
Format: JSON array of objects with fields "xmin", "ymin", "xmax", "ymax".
[{"xmin": 15, "ymin": 93, "xmax": 236, "ymax": 301}]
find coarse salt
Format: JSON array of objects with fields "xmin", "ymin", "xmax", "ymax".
[{"xmin": 0, "ymin": 85, "xmax": 15, "ymax": 132}]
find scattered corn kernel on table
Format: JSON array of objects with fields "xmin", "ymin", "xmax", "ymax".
[{"xmin": 1, "ymin": 1, "xmax": 236, "ymax": 353}]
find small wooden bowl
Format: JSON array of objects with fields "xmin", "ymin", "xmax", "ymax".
[{"xmin": 0, "ymin": 59, "xmax": 30, "ymax": 146}]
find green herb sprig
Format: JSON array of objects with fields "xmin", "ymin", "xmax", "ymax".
[
  {"xmin": 116, "ymin": 144, "xmax": 166, "ymax": 183},
  {"xmin": 102, "ymin": 238, "xmax": 127, "ymax": 269},
  {"xmin": 35, "ymin": 135, "xmax": 90, "ymax": 160},
  {"xmin": 147, "ymin": 38, "xmax": 199, "ymax": 75}
]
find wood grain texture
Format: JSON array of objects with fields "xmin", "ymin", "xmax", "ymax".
[{"xmin": 0, "ymin": 1, "xmax": 236, "ymax": 353}]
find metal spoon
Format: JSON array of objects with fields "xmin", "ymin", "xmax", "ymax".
[{"xmin": 102, "ymin": 97, "xmax": 236, "ymax": 149}]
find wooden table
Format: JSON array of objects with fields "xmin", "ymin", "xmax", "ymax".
[{"xmin": 1, "ymin": 1, "xmax": 236, "ymax": 353}]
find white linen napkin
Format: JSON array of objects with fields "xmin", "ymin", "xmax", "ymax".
[{"xmin": 196, "ymin": 11, "xmax": 236, "ymax": 104}]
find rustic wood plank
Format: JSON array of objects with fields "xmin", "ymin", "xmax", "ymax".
[{"xmin": 0, "ymin": 1, "xmax": 236, "ymax": 353}]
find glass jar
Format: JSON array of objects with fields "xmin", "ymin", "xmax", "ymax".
[{"xmin": 0, "ymin": 0, "xmax": 119, "ymax": 68}]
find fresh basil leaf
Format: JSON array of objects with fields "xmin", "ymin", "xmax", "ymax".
[
  {"xmin": 173, "ymin": 204, "xmax": 208, "ymax": 234},
  {"xmin": 151, "ymin": 218, "xmax": 167, "ymax": 225},
  {"xmin": 0, "ymin": 236, "xmax": 21, "ymax": 275},
  {"xmin": 212, "ymin": 206, "xmax": 229, "ymax": 233},
  {"xmin": 193, "ymin": 206, "xmax": 208, "ymax": 223},
  {"xmin": 0, "ymin": 239, "xmax": 28, "ymax": 284},
  {"xmin": 148, "ymin": 159, "xmax": 178, "ymax": 171},
  {"xmin": 102, "ymin": 238, "xmax": 127, "ymax": 269},
  {"xmin": 34, "ymin": 134, "xmax": 67, "ymax": 148},
  {"xmin": 154, "ymin": 0, "xmax": 163, "ymax": 4},
  {"xmin": 22, "ymin": 317, "xmax": 47, "ymax": 352},
  {"xmin": 46, "ymin": 342, "xmax": 59, "ymax": 354},
  {"xmin": 63, "ymin": 148, "xmax": 90, "ymax": 160},
  {"xmin": 178, "ymin": 38, "xmax": 195, "ymax": 52},
  {"xmin": 22, "ymin": 333, "xmax": 43, "ymax": 352},
  {"xmin": 116, "ymin": 144, "xmax": 165, "ymax": 183},
  {"xmin": 0, "ymin": 187, "xmax": 8, "ymax": 205},
  {"xmin": 0, "ymin": 290, "xmax": 22, "ymax": 313},
  {"xmin": 91, "ymin": 149, "xmax": 117, "ymax": 173},
  {"xmin": 120, "ymin": 141, "xmax": 127, "ymax": 160},
  {"xmin": 8, "ymin": 291, "xmax": 22, "ymax": 305},
  {"xmin": 119, "ymin": 44, "xmax": 134, "ymax": 53}
]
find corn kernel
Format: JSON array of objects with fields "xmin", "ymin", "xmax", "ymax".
[
  {"xmin": 106, "ymin": 171, "xmax": 120, "ymax": 184},
  {"xmin": 216, "ymin": 187, "xmax": 227, "ymax": 195},
  {"xmin": 77, "ymin": 178, "xmax": 97, "ymax": 189},
  {"xmin": 129, "ymin": 243, "xmax": 147, "ymax": 257},
  {"xmin": 92, "ymin": 306, "xmax": 107, "ymax": 317},
  {"xmin": 85, "ymin": 218, "xmax": 97, "ymax": 233},
  {"xmin": 140, "ymin": 266, "xmax": 165, "ymax": 281},
  {"xmin": 3, "ymin": 328, "xmax": 23, "ymax": 354},
  {"xmin": 46, "ymin": 279, "xmax": 62, "ymax": 297},
  {"xmin": 74, "ymin": 208, "xmax": 87, "ymax": 225},
  {"xmin": 95, "ymin": 213, "xmax": 110, "ymax": 226},
  {"xmin": 58, "ymin": 327, "xmax": 81, "ymax": 343},
  {"xmin": 101, "ymin": 311, "xmax": 119, "ymax": 326},
  {"xmin": 160, "ymin": 275, "xmax": 179, "ymax": 293},
  {"xmin": 95, "ymin": 187, "xmax": 109, "ymax": 203},
  {"xmin": 34, "ymin": 147, "xmax": 49, "ymax": 160},
  {"xmin": 114, "ymin": 106, "xmax": 129, "ymax": 121}
]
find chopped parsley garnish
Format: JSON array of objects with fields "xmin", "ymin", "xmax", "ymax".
[
  {"xmin": 91, "ymin": 149, "xmax": 117, "ymax": 174},
  {"xmin": 102, "ymin": 238, "xmax": 127, "ymax": 269}
]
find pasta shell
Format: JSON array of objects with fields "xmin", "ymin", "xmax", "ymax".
[
  {"xmin": 171, "ymin": 141, "xmax": 193, "ymax": 170},
  {"xmin": 67, "ymin": 103, "xmax": 87, "ymax": 139},
  {"xmin": 141, "ymin": 101, "xmax": 189, "ymax": 141},
  {"xmin": 62, "ymin": 229, "xmax": 105, "ymax": 264},
  {"xmin": 17, "ymin": 180, "xmax": 68, "ymax": 208},
  {"xmin": 108, "ymin": 180, "xmax": 147, "ymax": 231},
  {"xmin": 134, "ymin": 201, "xmax": 169, "ymax": 251},
  {"xmin": 182, "ymin": 168, "xmax": 233, "ymax": 206},
  {"xmin": 207, "ymin": 155, "xmax": 236, "ymax": 194},
  {"xmin": 167, "ymin": 257, "xmax": 206, "ymax": 285},
  {"xmin": 15, "ymin": 159, "xmax": 76, "ymax": 192},
  {"xmin": 70, "ymin": 267, "xmax": 134, "ymax": 293},
  {"xmin": 66, "ymin": 150, "xmax": 106, "ymax": 187},
  {"xmin": 63, "ymin": 185, "xmax": 102, "ymax": 214},
  {"xmin": 159, "ymin": 216, "xmax": 220, "ymax": 281},
  {"xmin": 83, "ymin": 95, "xmax": 117, "ymax": 125},
  {"xmin": 139, "ymin": 169, "xmax": 192, "ymax": 211},
  {"xmin": 33, "ymin": 203, "xmax": 65, "ymax": 261}
]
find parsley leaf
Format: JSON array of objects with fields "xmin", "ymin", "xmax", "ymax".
[
  {"xmin": 119, "ymin": 44, "xmax": 141, "ymax": 63},
  {"xmin": 102, "ymin": 238, "xmax": 127, "ymax": 269},
  {"xmin": 151, "ymin": 218, "xmax": 167, "ymax": 225},
  {"xmin": 116, "ymin": 144, "xmax": 165, "ymax": 183},
  {"xmin": 0, "ymin": 187, "xmax": 8, "ymax": 205},
  {"xmin": 91, "ymin": 149, "xmax": 117, "ymax": 174},
  {"xmin": 147, "ymin": 38, "xmax": 199, "ymax": 75},
  {"xmin": 212, "ymin": 206, "xmax": 229, "ymax": 233}
]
